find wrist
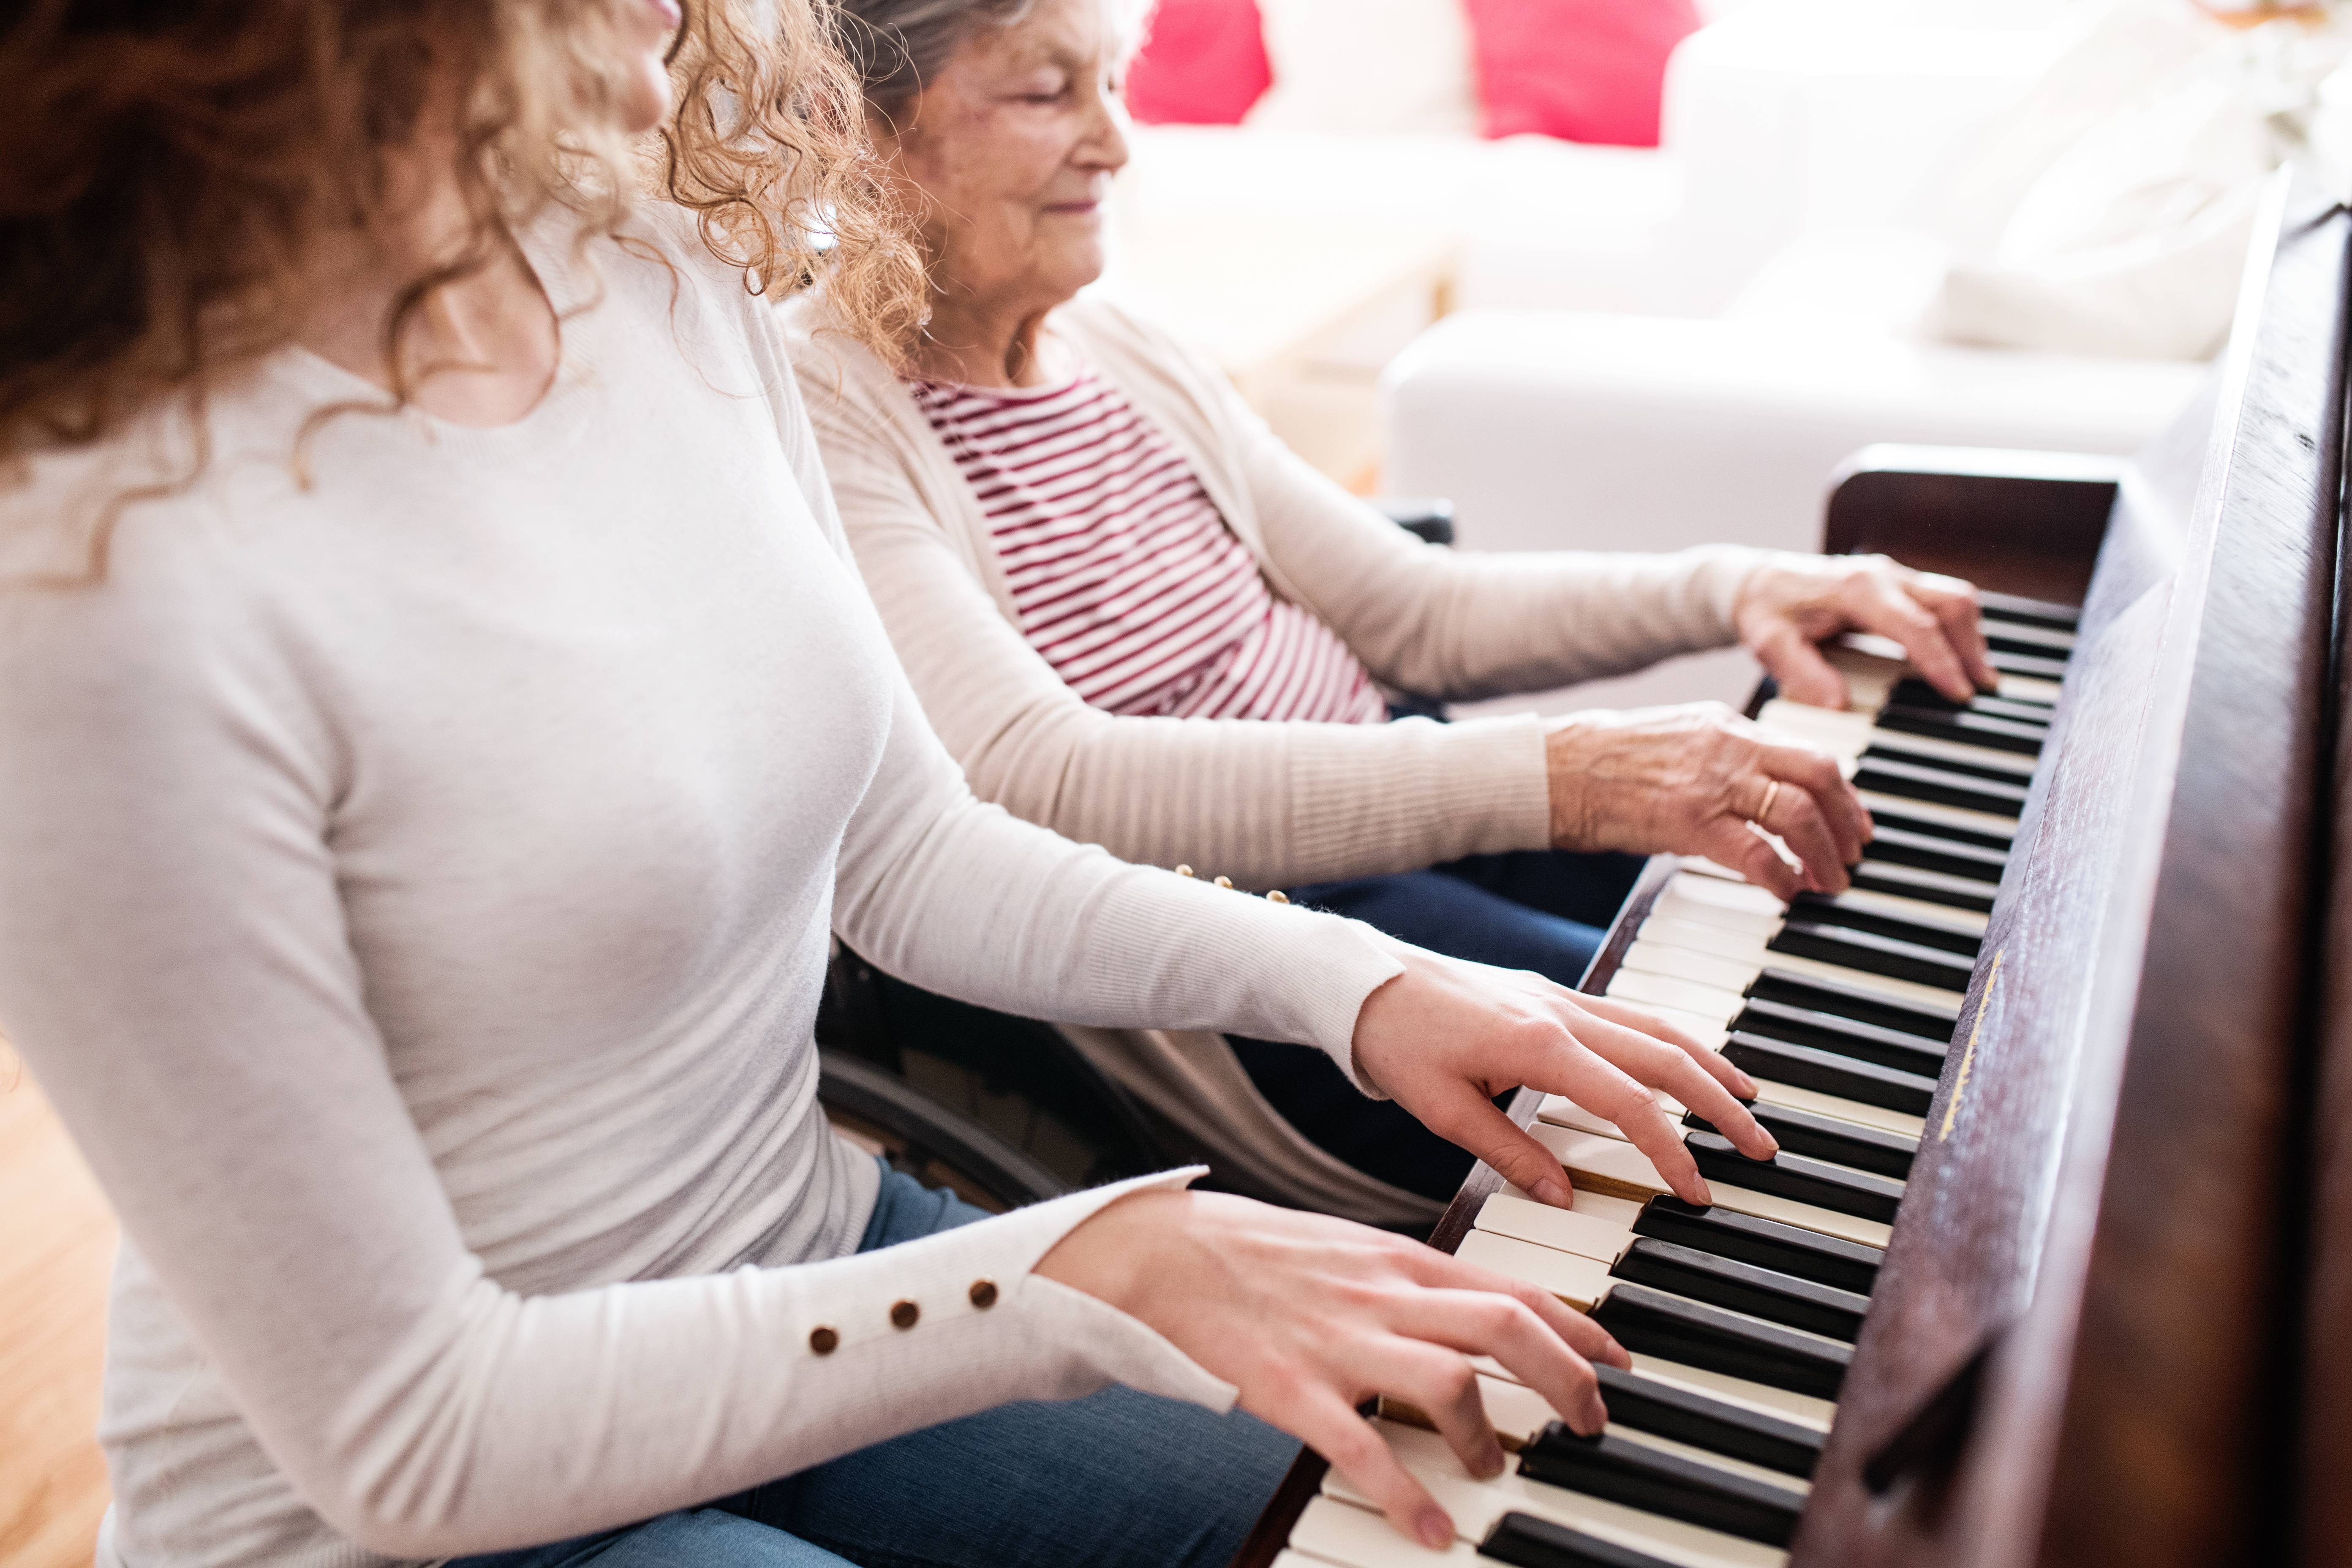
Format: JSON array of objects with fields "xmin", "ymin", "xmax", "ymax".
[{"xmin": 1034, "ymin": 1187, "xmax": 1187, "ymax": 1318}]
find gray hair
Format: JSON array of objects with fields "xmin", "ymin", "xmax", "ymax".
[{"xmin": 834, "ymin": 0, "xmax": 1040, "ymax": 112}]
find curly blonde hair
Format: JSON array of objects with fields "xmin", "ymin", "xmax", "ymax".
[{"xmin": 0, "ymin": 0, "xmax": 924, "ymax": 578}]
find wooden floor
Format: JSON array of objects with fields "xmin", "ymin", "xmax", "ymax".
[{"xmin": 2, "ymin": 1041, "xmax": 114, "ymax": 1568}]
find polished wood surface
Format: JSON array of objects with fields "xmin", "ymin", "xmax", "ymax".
[{"xmin": 1, "ymin": 1044, "xmax": 113, "ymax": 1568}]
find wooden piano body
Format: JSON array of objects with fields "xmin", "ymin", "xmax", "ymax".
[{"xmin": 1237, "ymin": 172, "xmax": 2352, "ymax": 1568}]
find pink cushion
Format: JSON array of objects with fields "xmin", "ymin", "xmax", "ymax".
[
  {"xmin": 1124, "ymin": 0, "xmax": 1272, "ymax": 125},
  {"xmin": 1463, "ymin": 0, "xmax": 1701, "ymax": 147}
]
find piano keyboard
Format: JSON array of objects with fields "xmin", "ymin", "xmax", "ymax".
[{"xmin": 1265, "ymin": 591, "xmax": 2074, "ymax": 1568}]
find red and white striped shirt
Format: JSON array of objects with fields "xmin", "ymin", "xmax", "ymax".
[{"xmin": 911, "ymin": 362, "xmax": 1388, "ymax": 724}]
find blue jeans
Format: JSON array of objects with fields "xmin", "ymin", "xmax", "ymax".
[
  {"xmin": 449, "ymin": 1167, "xmax": 1297, "ymax": 1568},
  {"xmin": 1230, "ymin": 848, "xmax": 1645, "ymax": 1203}
]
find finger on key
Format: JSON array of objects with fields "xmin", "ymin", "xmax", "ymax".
[
  {"xmin": 1579, "ymin": 996, "xmax": 1759, "ymax": 1099},
  {"xmin": 1574, "ymin": 1082, "xmax": 1713, "ymax": 1206},
  {"xmin": 1922, "ymin": 578, "xmax": 2000, "ymax": 693},
  {"xmin": 1756, "ymin": 775, "xmax": 1848, "ymax": 894},
  {"xmin": 1390, "ymin": 1283, "xmax": 1615, "ymax": 1431},
  {"xmin": 1295, "ymin": 1390, "xmax": 1455, "ymax": 1550},
  {"xmin": 1428, "ymin": 1088, "xmax": 1582, "ymax": 1210},
  {"xmin": 1573, "ymin": 1013, "xmax": 1776, "ymax": 1159},
  {"xmin": 1855, "ymin": 576, "xmax": 1975, "ymax": 702},
  {"xmin": 1702, "ymin": 819, "xmax": 1802, "ymax": 901},
  {"xmin": 1379, "ymin": 1343, "xmax": 1508, "ymax": 1478},
  {"xmin": 1761, "ymin": 741, "xmax": 1871, "ymax": 856}
]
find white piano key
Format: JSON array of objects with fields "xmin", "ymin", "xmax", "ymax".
[
  {"xmin": 1323, "ymin": 1421, "xmax": 1788, "ymax": 1568},
  {"xmin": 1998, "ymin": 672, "xmax": 2062, "ymax": 703},
  {"xmin": 1606, "ymin": 967, "xmax": 1745, "ymax": 1025},
  {"xmin": 1593, "ymin": 998, "xmax": 1732, "ymax": 1052},
  {"xmin": 1380, "ymin": 1373, "xmax": 1569, "ymax": 1449},
  {"xmin": 1476, "ymin": 1191, "xmax": 1635, "ymax": 1264},
  {"xmin": 1858, "ymin": 789, "xmax": 2018, "ymax": 839},
  {"xmin": 1628, "ymin": 1355, "xmax": 1837, "ymax": 1432},
  {"xmin": 1628, "ymin": 935, "xmax": 1968, "ymax": 1017},
  {"xmin": 1748, "ymin": 950, "xmax": 1967, "ymax": 1015},
  {"xmin": 1852, "ymin": 857, "xmax": 2001, "ymax": 901},
  {"xmin": 1540, "ymin": 1096, "xmax": 1661, "ymax": 1144},
  {"xmin": 1639, "ymin": 914, "xmax": 1772, "ymax": 964},
  {"xmin": 1755, "ymin": 700, "xmax": 1873, "ymax": 758},
  {"xmin": 1288, "ymin": 1496, "xmax": 1478, "ymax": 1567},
  {"xmin": 1530, "ymin": 1125, "xmax": 1895, "ymax": 1249},
  {"xmin": 1865, "ymin": 727, "xmax": 2037, "ymax": 779},
  {"xmin": 1542, "ymin": 1075, "xmax": 1926, "ymax": 1143},
  {"xmin": 1750, "ymin": 1081, "xmax": 1930, "ymax": 1139},
  {"xmin": 1671, "ymin": 874, "xmax": 1789, "ymax": 917},
  {"xmin": 1464, "ymin": 1348, "xmax": 1837, "ymax": 1439},
  {"xmin": 1824, "ymin": 885, "xmax": 1990, "ymax": 938},
  {"xmin": 1655, "ymin": 892, "xmax": 1783, "ymax": 944},
  {"xmin": 1621, "ymin": 938, "xmax": 1758, "ymax": 997},
  {"xmin": 1456, "ymin": 1230, "xmax": 1614, "ymax": 1310}
]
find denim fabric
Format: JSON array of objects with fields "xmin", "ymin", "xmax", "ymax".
[
  {"xmin": 1229, "ymin": 849, "xmax": 1646, "ymax": 1203},
  {"xmin": 446, "ymin": 1165, "xmax": 1296, "ymax": 1568}
]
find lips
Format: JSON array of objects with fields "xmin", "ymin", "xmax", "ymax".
[{"xmin": 645, "ymin": 0, "xmax": 683, "ymax": 27}]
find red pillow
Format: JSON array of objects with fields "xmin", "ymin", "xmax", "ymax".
[
  {"xmin": 1463, "ymin": 0, "xmax": 1703, "ymax": 147},
  {"xmin": 1123, "ymin": 0, "xmax": 1272, "ymax": 125}
]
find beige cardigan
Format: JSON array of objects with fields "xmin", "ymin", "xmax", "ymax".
[{"xmin": 784, "ymin": 288, "xmax": 1777, "ymax": 1226}]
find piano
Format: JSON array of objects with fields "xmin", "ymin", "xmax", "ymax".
[{"xmin": 1234, "ymin": 172, "xmax": 2352, "ymax": 1568}]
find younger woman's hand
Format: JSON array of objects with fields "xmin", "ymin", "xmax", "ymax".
[
  {"xmin": 1350, "ymin": 946, "xmax": 1778, "ymax": 1209},
  {"xmin": 1545, "ymin": 702, "xmax": 1869, "ymax": 898},
  {"xmin": 1036, "ymin": 1189, "xmax": 1628, "ymax": 1549}
]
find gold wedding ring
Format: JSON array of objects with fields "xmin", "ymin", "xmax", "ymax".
[{"xmin": 1754, "ymin": 777, "xmax": 1782, "ymax": 825}]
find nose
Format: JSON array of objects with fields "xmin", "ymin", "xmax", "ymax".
[{"xmin": 1082, "ymin": 79, "xmax": 1131, "ymax": 175}]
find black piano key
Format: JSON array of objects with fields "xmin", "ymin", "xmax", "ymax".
[
  {"xmin": 1587, "ymin": 1364, "xmax": 1825, "ymax": 1479},
  {"xmin": 1733, "ymin": 996, "xmax": 1948, "ymax": 1076},
  {"xmin": 1889, "ymin": 677, "xmax": 2056, "ymax": 722},
  {"xmin": 1974, "ymin": 588, "xmax": 2080, "ymax": 632},
  {"xmin": 1746, "ymin": 966, "xmax": 1960, "ymax": 1038},
  {"xmin": 1610, "ymin": 1235, "xmax": 1870, "ymax": 1341},
  {"xmin": 1683, "ymin": 1131, "xmax": 1904, "ymax": 1225},
  {"xmin": 1981, "ymin": 622, "xmax": 2075, "ymax": 656},
  {"xmin": 1985, "ymin": 648, "xmax": 2069, "ymax": 681},
  {"xmin": 1477, "ymin": 1510, "xmax": 1680, "ymax": 1568},
  {"xmin": 1632, "ymin": 1197, "xmax": 1883, "ymax": 1295},
  {"xmin": 1688, "ymin": 1102, "xmax": 1917, "ymax": 1179},
  {"xmin": 1514, "ymin": 1430, "xmax": 1806, "ymax": 1549},
  {"xmin": 1788, "ymin": 891, "xmax": 1981, "ymax": 957},
  {"xmin": 1723, "ymin": 1032, "xmax": 1940, "ymax": 1116},
  {"xmin": 1862, "ymin": 741, "xmax": 2034, "ymax": 789},
  {"xmin": 1849, "ymin": 860, "xmax": 1998, "ymax": 915},
  {"xmin": 1592, "ymin": 1280, "xmax": 1850, "ymax": 1399},
  {"xmin": 1865, "ymin": 807, "xmax": 2016, "ymax": 853},
  {"xmin": 1853, "ymin": 754, "xmax": 2034, "ymax": 813},
  {"xmin": 1767, "ymin": 920, "xmax": 1977, "ymax": 993},
  {"xmin": 1874, "ymin": 705, "xmax": 2046, "ymax": 758}
]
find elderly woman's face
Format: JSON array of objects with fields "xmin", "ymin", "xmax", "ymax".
[{"xmin": 893, "ymin": 0, "xmax": 1129, "ymax": 313}]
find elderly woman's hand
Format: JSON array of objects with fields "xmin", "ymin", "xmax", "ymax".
[
  {"xmin": 1734, "ymin": 554, "xmax": 1996, "ymax": 708},
  {"xmin": 1545, "ymin": 703, "xmax": 1869, "ymax": 898}
]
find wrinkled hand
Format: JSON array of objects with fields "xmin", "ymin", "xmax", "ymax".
[
  {"xmin": 1546, "ymin": 702, "xmax": 1870, "ymax": 898},
  {"xmin": 1037, "ymin": 1189, "xmax": 1626, "ymax": 1549},
  {"xmin": 1350, "ymin": 945, "xmax": 1777, "ymax": 1209},
  {"xmin": 1734, "ymin": 554, "xmax": 1995, "ymax": 708}
]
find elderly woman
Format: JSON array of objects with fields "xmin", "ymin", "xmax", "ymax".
[{"xmin": 787, "ymin": 0, "xmax": 1995, "ymax": 1207}]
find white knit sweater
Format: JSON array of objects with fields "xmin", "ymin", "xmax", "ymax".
[
  {"xmin": 0, "ymin": 215, "xmax": 1405, "ymax": 1568},
  {"xmin": 782, "ymin": 288, "xmax": 1780, "ymax": 892}
]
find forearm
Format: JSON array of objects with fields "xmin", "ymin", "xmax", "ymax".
[{"xmin": 291, "ymin": 1171, "xmax": 1227, "ymax": 1557}]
